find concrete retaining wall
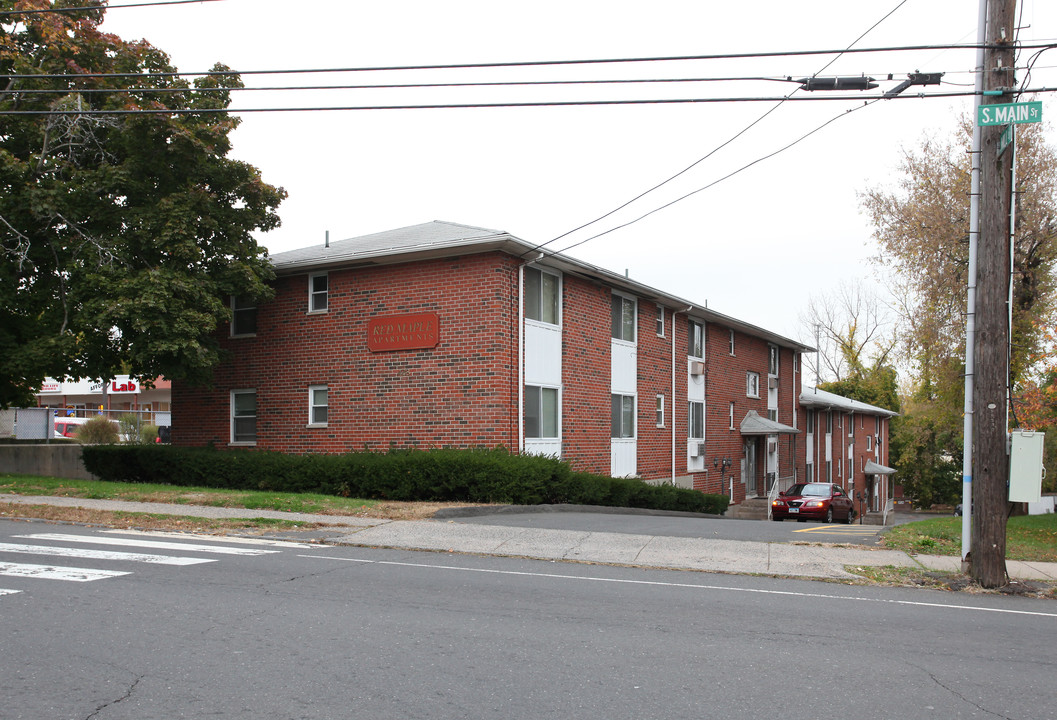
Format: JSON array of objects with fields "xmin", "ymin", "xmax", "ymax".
[{"xmin": 0, "ymin": 444, "xmax": 96, "ymax": 480}]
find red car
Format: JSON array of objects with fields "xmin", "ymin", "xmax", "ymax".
[{"xmin": 772, "ymin": 482, "xmax": 855, "ymax": 523}]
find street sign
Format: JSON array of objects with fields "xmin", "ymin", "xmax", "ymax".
[
  {"xmin": 978, "ymin": 101, "xmax": 1042, "ymax": 126},
  {"xmin": 998, "ymin": 124, "xmax": 1014, "ymax": 158}
]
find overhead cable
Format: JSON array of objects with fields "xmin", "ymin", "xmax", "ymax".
[
  {"xmin": 6, "ymin": 88, "xmax": 1055, "ymax": 116},
  {"xmin": 5, "ymin": 43, "xmax": 1057, "ymax": 81}
]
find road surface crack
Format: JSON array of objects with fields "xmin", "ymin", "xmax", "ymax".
[
  {"xmin": 85, "ymin": 674, "xmax": 143, "ymax": 719},
  {"xmin": 909, "ymin": 662, "xmax": 1014, "ymax": 719}
]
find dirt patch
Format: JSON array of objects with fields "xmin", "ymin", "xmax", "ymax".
[
  {"xmin": 0, "ymin": 503, "xmax": 322, "ymax": 533},
  {"xmin": 845, "ymin": 565, "xmax": 1057, "ymax": 599}
]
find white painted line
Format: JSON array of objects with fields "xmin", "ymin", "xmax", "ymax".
[
  {"xmin": 299, "ymin": 554, "xmax": 1057, "ymax": 620},
  {"xmin": 0, "ymin": 543, "xmax": 216, "ymax": 566},
  {"xmin": 0, "ymin": 588, "xmax": 21, "ymax": 596},
  {"xmin": 0, "ymin": 562, "xmax": 131, "ymax": 582},
  {"xmin": 103, "ymin": 529, "xmax": 321, "ymax": 549},
  {"xmin": 15, "ymin": 534, "xmax": 279, "ymax": 556}
]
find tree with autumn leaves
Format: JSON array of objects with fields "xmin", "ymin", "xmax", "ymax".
[
  {"xmin": 0, "ymin": 0, "xmax": 285, "ymax": 407},
  {"xmin": 857, "ymin": 115, "xmax": 1057, "ymax": 503}
]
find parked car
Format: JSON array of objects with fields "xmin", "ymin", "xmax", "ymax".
[
  {"xmin": 772, "ymin": 482, "xmax": 855, "ymax": 523},
  {"xmin": 53, "ymin": 416, "xmax": 90, "ymax": 438}
]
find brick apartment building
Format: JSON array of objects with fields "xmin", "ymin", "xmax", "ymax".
[
  {"xmin": 173, "ymin": 221, "xmax": 892, "ymax": 508},
  {"xmin": 799, "ymin": 386, "xmax": 898, "ymax": 516}
]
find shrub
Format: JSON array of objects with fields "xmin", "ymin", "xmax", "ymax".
[
  {"xmin": 81, "ymin": 445, "xmax": 730, "ymax": 514},
  {"xmin": 76, "ymin": 416, "xmax": 119, "ymax": 445},
  {"xmin": 117, "ymin": 414, "xmax": 137, "ymax": 442},
  {"xmin": 139, "ymin": 424, "xmax": 160, "ymax": 444}
]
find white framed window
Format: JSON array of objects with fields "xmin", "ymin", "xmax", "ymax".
[
  {"xmin": 768, "ymin": 409, "xmax": 778, "ymax": 422},
  {"xmin": 847, "ymin": 413, "xmax": 854, "ymax": 437},
  {"xmin": 806, "ymin": 410, "xmax": 814, "ymax": 434},
  {"xmin": 866, "ymin": 434, "xmax": 873, "ymax": 451},
  {"xmin": 746, "ymin": 371, "xmax": 760, "ymax": 398},
  {"xmin": 729, "ymin": 401, "xmax": 735, "ymax": 430},
  {"xmin": 656, "ymin": 305, "xmax": 665, "ymax": 337},
  {"xmin": 689, "ymin": 401, "xmax": 704, "ymax": 440},
  {"xmin": 309, "ymin": 273, "xmax": 328, "ymax": 313},
  {"xmin": 308, "ymin": 385, "xmax": 328, "ymax": 426},
  {"xmin": 525, "ymin": 267, "xmax": 560, "ymax": 325},
  {"xmin": 768, "ymin": 345, "xmax": 779, "ymax": 376},
  {"xmin": 524, "ymin": 385, "xmax": 559, "ymax": 439},
  {"xmin": 611, "ymin": 294, "xmax": 636, "ymax": 343},
  {"xmin": 611, "ymin": 394, "xmax": 635, "ymax": 438},
  {"xmin": 729, "ymin": 329, "xmax": 735, "ymax": 356},
  {"xmin": 655, "ymin": 394, "xmax": 665, "ymax": 427},
  {"xmin": 806, "ymin": 462, "xmax": 814, "ymax": 481},
  {"xmin": 231, "ymin": 296, "xmax": 257, "ymax": 337},
  {"xmin": 688, "ymin": 320, "xmax": 704, "ymax": 359},
  {"xmin": 231, "ymin": 389, "xmax": 257, "ymax": 444},
  {"xmin": 826, "ymin": 411, "xmax": 833, "ymax": 434}
]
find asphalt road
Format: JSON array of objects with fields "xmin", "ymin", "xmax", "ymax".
[
  {"xmin": 444, "ymin": 507, "xmax": 923, "ymax": 546},
  {"xmin": 1, "ymin": 519, "xmax": 1054, "ymax": 720}
]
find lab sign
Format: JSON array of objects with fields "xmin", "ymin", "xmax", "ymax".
[{"xmin": 978, "ymin": 101, "xmax": 1042, "ymax": 126}]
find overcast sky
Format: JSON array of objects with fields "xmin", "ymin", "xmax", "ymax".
[{"xmin": 98, "ymin": 0, "xmax": 1057, "ymax": 342}]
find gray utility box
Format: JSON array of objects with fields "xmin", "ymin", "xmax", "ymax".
[{"xmin": 1009, "ymin": 430, "xmax": 1045, "ymax": 503}]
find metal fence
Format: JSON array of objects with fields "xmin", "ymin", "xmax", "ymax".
[{"xmin": 1, "ymin": 407, "xmax": 171, "ymax": 441}]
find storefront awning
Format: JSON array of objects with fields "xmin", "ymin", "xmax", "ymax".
[
  {"xmin": 865, "ymin": 460, "xmax": 896, "ymax": 475},
  {"xmin": 740, "ymin": 410, "xmax": 800, "ymax": 435}
]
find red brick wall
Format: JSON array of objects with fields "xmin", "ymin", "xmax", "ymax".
[
  {"xmin": 173, "ymin": 252, "xmax": 520, "ymax": 451},
  {"xmin": 702, "ymin": 324, "xmax": 802, "ymax": 502},
  {"xmin": 636, "ymin": 303, "xmax": 682, "ymax": 483},
  {"xmin": 558, "ymin": 275, "xmax": 612, "ymax": 474}
]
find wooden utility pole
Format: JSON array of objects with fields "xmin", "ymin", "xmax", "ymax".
[{"xmin": 971, "ymin": 0, "xmax": 1017, "ymax": 588}]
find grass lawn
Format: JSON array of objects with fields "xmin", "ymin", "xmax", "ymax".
[
  {"xmin": 0, "ymin": 473, "xmax": 486, "ymax": 523},
  {"xmin": 882, "ymin": 513, "xmax": 1057, "ymax": 563}
]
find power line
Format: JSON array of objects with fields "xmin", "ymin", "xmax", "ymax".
[
  {"xmin": 533, "ymin": 0, "xmax": 911, "ymax": 256},
  {"xmin": 5, "ymin": 43, "xmax": 1055, "ymax": 81},
  {"xmin": 0, "ymin": 76, "xmax": 813, "ymax": 95},
  {"xmin": 6, "ymin": 88, "xmax": 1051, "ymax": 116},
  {"xmin": 553, "ymin": 99, "xmax": 882, "ymax": 257},
  {"xmin": 0, "ymin": 0, "xmax": 224, "ymax": 17}
]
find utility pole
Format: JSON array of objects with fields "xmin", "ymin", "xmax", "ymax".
[{"xmin": 971, "ymin": 0, "xmax": 1017, "ymax": 588}]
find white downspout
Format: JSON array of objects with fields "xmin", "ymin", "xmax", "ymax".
[{"xmin": 517, "ymin": 265, "xmax": 525, "ymax": 453}]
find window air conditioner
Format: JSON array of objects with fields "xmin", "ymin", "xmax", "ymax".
[
  {"xmin": 690, "ymin": 361, "xmax": 706, "ymax": 376},
  {"xmin": 690, "ymin": 441, "xmax": 705, "ymax": 457},
  {"xmin": 768, "ymin": 376, "xmax": 779, "ymax": 389}
]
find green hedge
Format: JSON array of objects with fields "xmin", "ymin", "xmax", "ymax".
[{"xmin": 81, "ymin": 445, "xmax": 729, "ymax": 515}]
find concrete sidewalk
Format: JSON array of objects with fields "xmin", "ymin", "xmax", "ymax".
[{"xmin": 2, "ymin": 494, "xmax": 1055, "ymax": 582}]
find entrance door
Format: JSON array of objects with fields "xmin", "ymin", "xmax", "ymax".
[{"xmin": 743, "ymin": 440, "xmax": 758, "ymax": 497}]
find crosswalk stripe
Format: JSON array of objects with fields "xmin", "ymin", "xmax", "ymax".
[
  {"xmin": 103, "ymin": 529, "xmax": 322, "ymax": 549},
  {"xmin": 15, "ymin": 533, "xmax": 280, "ymax": 556},
  {"xmin": 0, "ymin": 542, "xmax": 216, "ymax": 566},
  {"xmin": 0, "ymin": 562, "xmax": 131, "ymax": 582},
  {"xmin": 0, "ymin": 588, "xmax": 21, "ymax": 596}
]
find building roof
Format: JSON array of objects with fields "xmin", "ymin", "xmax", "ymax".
[
  {"xmin": 799, "ymin": 386, "xmax": 899, "ymax": 417},
  {"xmin": 740, "ymin": 409, "xmax": 800, "ymax": 435},
  {"xmin": 269, "ymin": 220, "xmax": 815, "ymax": 353}
]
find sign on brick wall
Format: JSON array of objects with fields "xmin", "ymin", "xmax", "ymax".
[{"xmin": 367, "ymin": 313, "xmax": 440, "ymax": 352}]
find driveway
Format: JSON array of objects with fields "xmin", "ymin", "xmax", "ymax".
[{"xmin": 439, "ymin": 507, "xmax": 916, "ymax": 546}]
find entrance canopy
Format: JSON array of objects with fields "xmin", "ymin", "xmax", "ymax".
[
  {"xmin": 865, "ymin": 460, "xmax": 896, "ymax": 475},
  {"xmin": 740, "ymin": 410, "xmax": 800, "ymax": 435}
]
